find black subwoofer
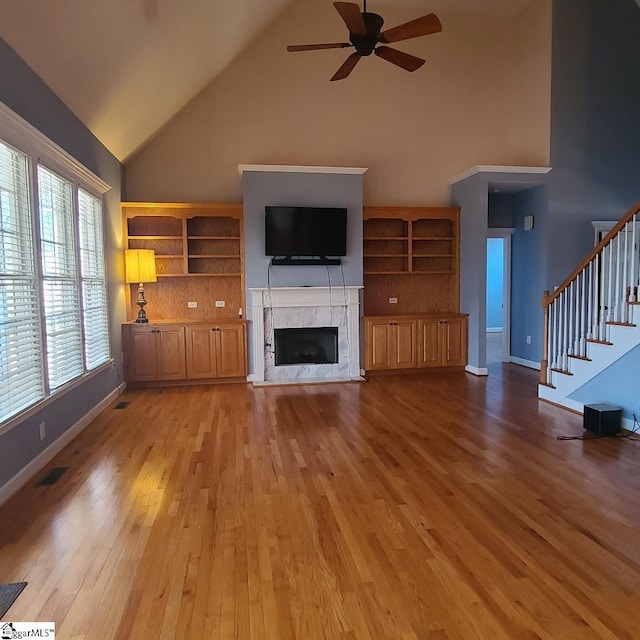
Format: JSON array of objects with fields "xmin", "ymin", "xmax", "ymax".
[{"xmin": 583, "ymin": 403, "xmax": 622, "ymax": 437}]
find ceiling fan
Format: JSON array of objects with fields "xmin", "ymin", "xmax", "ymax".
[{"xmin": 287, "ymin": 1, "xmax": 442, "ymax": 81}]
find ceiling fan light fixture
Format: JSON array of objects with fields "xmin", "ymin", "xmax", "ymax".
[{"xmin": 286, "ymin": 1, "xmax": 442, "ymax": 81}]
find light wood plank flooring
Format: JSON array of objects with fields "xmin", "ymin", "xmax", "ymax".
[{"xmin": 1, "ymin": 364, "xmax": 640, "ymax": 639}]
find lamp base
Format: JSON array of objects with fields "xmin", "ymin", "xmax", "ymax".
[{"xmin": 135, "ymin": 283, "xmax": 149, "ymax": 323}]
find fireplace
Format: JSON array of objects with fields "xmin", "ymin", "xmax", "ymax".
[
  {"xmin": 249, "ymin": 286, "xmax": 362, "ymax": 384},
  {"xmin": 275, "ymin": 327, "xmax": 338, "ymax": 366}
]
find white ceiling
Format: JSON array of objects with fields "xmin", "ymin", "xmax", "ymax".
[{"xmin": 0, "ymin": 0, "xmax": 534, "ymax": 162}]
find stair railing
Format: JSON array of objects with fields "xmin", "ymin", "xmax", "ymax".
[{"xmin": 541, "ymin": 200, "xmax": 640, "ymax": 386}]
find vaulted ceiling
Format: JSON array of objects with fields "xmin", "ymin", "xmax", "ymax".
[{"xmin": 0, "ymin": 0, "xmax": 536, "ymax": 162}]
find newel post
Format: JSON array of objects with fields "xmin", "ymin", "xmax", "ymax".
[{"xmin": 540, "ymin": 290, "xmax": 551, "ymax": 385}]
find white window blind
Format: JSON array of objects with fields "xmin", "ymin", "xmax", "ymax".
[
  {"xmin": 78, "ymin": 189, "xmax": 110, "ymax": 369},
  {"xmin": 0, "ymin": 141, "xmax": 45, "ymax": 423},
  {"xmin": 37, "ymin": 165, "xmax": 84, "ymax": 390}
]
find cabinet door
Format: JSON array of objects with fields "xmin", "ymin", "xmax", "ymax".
[
  {"xmin": 216, "ymin": 324, "xmax": 247, "ymax": 378},
  {"xmin": 124, "ymin": 326, "xmax": 158, "ymax": 381},
  {"xmin": 417, "ymin": 319, "xmax": 442, "ymax": 368},
  {"xmin": 186, "ymin": 326, "xmax": 217, "ymax": 379},
  {"xmin": 393, "ymin": 320, "xmax": 417, "ymax": 369},
  {"xmin": 443, "ymin": 317, "xmax": 467, "ymax": 366},
  {"xmin": 156, "ymin": 326, "xmax": 186, "ymax": 380},
  {"xmin": 366, "ymin": 320, "xmax": 394, "ymax": 370}
]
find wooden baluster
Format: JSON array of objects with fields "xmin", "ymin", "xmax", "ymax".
[
  {"xmin": 585, "ymin": 256, "xmax": 597, "ymax": 342},
  {"xmin": 574, "ymin": 276, "xmax": 582, "ymax": 355},
  {"xmin": 622, "ymin": 221, "xmax": 629, "ymax": 322},
  {"xmin": 607, "ymin": 240, "xmax": 614, "ymax": 328},
  {"xmin": 580, "ymin": 269, "xmax": 587, "ymax": 356},
  {"xmin": 541, "ymin": 290, "xmax": 551, "ymax": 384},
  {"xmin": 614, "ymin": 233, "xmax": 622, "ymax": 322},
  {"xmin": 631, "ymin": 213, "xmax": 638, "ymax": 303}
]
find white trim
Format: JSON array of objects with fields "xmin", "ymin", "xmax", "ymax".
[
  {"xmin": 238, "ymin": 164, "xmax": 368, "ymax": 175},
  {"xmin": 465, "ymin": 364, "xmax": 489, "ymax": 376},
  {"xmin": 0, "ymin": 100, "xmax": 111, "ymax": 194},
  {"xmin": 0, "ymin": 383, "xmax": 125, "ymax": 507},
  {"xmin": 510, "ymin": 356, "xmax": 541, "ymax": 370},
  {"xmin": 486, "ymin": 327, "xmax": 503, "ymax": 333},
  {"xmin": 450, "ymin": 165, "xmax": 552, "ymax": 184}
]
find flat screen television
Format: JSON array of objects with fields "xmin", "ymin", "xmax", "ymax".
[{"xmin": 265, "ymin": 206, "xmax": 348, "ymax": 259}]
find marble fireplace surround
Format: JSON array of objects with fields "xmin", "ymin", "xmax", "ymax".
[{"xmin": 250, "ymin": 286, "xmax": 362, "ymax": 384}]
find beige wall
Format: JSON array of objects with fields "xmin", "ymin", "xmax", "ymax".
[{"xmin": 125, "ymin": 0, "xmax": 551, "ymax": 205}]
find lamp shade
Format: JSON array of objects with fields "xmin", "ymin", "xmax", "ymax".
[{"xmin": 125, "ymin": 249, "xmax": 157, "ymax": 283}]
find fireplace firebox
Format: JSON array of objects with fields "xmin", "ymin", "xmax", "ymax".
[{"xmin": 274, "ymin": 327, "xmax": 338, "ymax": 366}]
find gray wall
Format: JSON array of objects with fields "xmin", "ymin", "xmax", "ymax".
[
  {"xmin": 0, "ymin": 37, "xmax": 124, "ymax": 490},
  {"xmin": 548, "ymin": 0, "xmax": 640, "ymax": 287},
  {"xmin": 453, "ymin": 172, "xmax": 549, "ymax": 372},
  {"xmin": 241, "ymin": 170, "xmax": 364, "ymax": 373},
  {"xmin": 510, "ymin": 186, "xmax": 549, "ymax": 363},
  {"xmin": 542, "ymin": 0, "xmax": 640, "ymax": 416}
]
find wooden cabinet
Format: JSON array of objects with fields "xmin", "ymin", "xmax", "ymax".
[
  {"xmin": 123, "ymin": 321, "xmax": 246, "ymax": 384},
  {"xmin": 365, "ymin": 315, "xmax": 467, "ymax": 373},
  {"xmin": 185, "ymin": 323, "xmax": 247, "ymax": 379},
  {"xmin": 366, "ymin": 318, "xmax": 417, "ymax": 370},
  {"xmin": 417, "ymin": 316, "xmax": 468, "ymax": 368},
  {"xmin": 122, "ymin": 203, "xmax": 244, "ymax": 322},
  {"xmin": 123, "ymin": 324, "xmax": 186, "ymax": 382}
]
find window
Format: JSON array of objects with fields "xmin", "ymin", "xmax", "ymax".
[
  {"xmin": 0, "ymin": 116, "xmax": 111, "ymax": 426},
  {"xmin": 38, "ymin": 165, "xmax": 84, "ymax": 390},
  {"xmin": 0, "ymin": 141, "xmax": 45, "ymax": 422},
  {"xmin": 78, "ymin": 189, "xmax": 110, "ymax": 370}
]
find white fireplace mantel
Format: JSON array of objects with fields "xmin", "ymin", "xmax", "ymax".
[{"xmin": 250, "ymin": 286, "xmax": 362, "ymax": 384}]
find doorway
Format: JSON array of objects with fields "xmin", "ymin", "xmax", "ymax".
[{"xmin": 486, "ymin": 229, "xmax": 513, "ymax": 363}]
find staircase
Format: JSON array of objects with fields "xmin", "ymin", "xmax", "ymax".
[{"xmin": 538, "ymin": 200, "xmax": 640, "ymax": 413}]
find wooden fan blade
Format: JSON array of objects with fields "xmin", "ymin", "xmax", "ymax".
[
  {"xmin": 374, "ymin": 46, "xmax": 425, "ymax": 72},
  {"xmin": 380, "ymin": 13, "xmax": 442, "ymax": 43},
  {"xmin": 287, "ymin": 43, "xmax": 352, "ymax": 52},
  {"xmin": 330, "ymin": 52, "xmax": 362, "ymax": 81},
  {"xmin": 333, "ymin": 2, "xmax": 367, "ymax": 36}
]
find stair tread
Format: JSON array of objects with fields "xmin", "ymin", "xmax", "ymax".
[
  {"xmin": 539, "ymin": 381, "xmax": 556, "ymax": 389},
  {"xmin": 550, "ymin": 367, "xmax": 573, "ymax": 376},
  {"xmin": 606, "ymin": 321, "xmax": 636, "ymax": 327},
  {"xmin": 586, "ymin": 339, "xmax": 613, "ymax": 345},
  {"xmin": 568, "ymin": 354, "xmax": 592, "ymax": 361}
]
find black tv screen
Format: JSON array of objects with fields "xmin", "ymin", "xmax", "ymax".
[{"xmin": 265, "ymin": 206, "xmax": 347, "ymax": 257}]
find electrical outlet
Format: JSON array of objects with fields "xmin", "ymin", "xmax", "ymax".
[
  {"xmin": 526, "ymin": 335, "xmax": 532, "ymax": 344},
  {"xmin": 215, "ymin": 300, "xmax": 225, "ymax": 308},
  {"xmin": 389, "ymin": 297, "xmax": 398, "ymax": 304},
  {"xmin": 187, "ymin": 301, "xmax": 198, "ymax": 309},
  {"xmin": 39, "ymin": 422, "xmax": 46, "ymax": 440}
]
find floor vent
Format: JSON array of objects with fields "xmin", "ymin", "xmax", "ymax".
[
  {"xmin": 114, "ymin": 401, "xmax": 130, "ymax": 410},
  {"xmin": 38, "ymin": 467, "xmax": 69, "ymax": 486}
]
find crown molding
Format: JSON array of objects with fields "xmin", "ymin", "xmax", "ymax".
[{"xmin": 238, "ymin": 164, "xmax": 368, "ymax": 175}]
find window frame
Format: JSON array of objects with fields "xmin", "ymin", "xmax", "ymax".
[{"xmin": 0, "ymin": 101, "xmax": 112, "ymax": 434}]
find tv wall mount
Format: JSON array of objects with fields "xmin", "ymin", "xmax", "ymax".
[{"xmin": 271, "ymin": 256, "xmax": 341, "ymax": 266}]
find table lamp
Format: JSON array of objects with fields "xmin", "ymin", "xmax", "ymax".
[{"xmin": 125, "ymin": 249, "xmax": 157, "ymax": 323}]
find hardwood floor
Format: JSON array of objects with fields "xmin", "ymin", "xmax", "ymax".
[{"xmin": 1, "ymin": 364, "xmax": 640, "ymax": 639}]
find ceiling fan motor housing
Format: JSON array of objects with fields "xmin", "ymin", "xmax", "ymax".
[{"xmin": 350, "ymin": 12, "xmax": 384, "ymax": 56}]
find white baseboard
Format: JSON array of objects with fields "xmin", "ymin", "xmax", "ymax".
[
  {"xmin": 0, "ymin": 383, "xmax": 125, "ymax": 507},
  {"xmin": 510, "ymin": 356, "xmax": 541, "ymax": 370},
  {"xmin": 465, "ymin": 365, "xmax": 489, "ymax": 376},
  {"xmin": 246, "ymin": 373, "xmax": 255, "ymax": 382}
]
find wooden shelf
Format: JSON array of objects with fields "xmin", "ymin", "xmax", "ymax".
[
  {"xmin": 122, "ymin": 202, "xmax": 245, "ymax": 321},
  {"xmin": 363, "ymin": 206, "xmax": 460, "ymax": 316}
]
